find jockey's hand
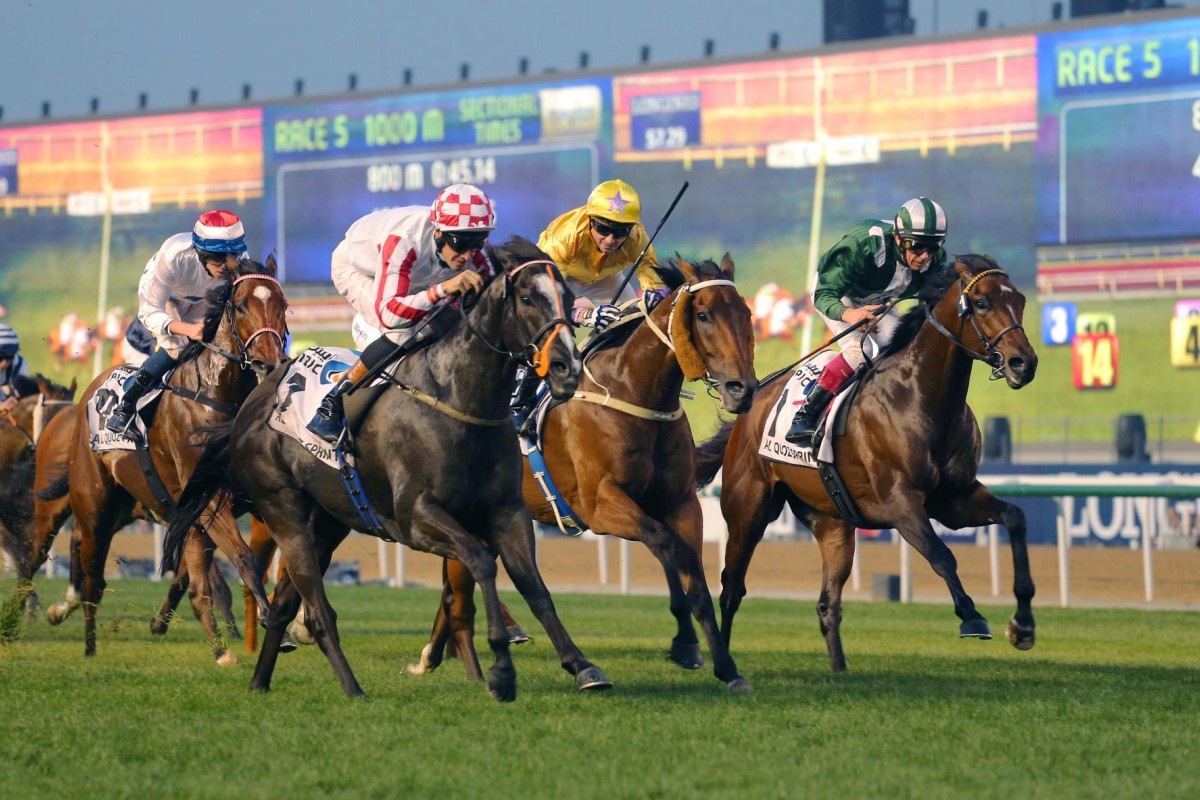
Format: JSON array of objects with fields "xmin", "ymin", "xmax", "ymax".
[
  {"xmin": 168, "ymin": 320, "xmax": 205, "ymax": 340},
  {"xmin": 573, "ymin": 304, "xmax": 620, "ymax": 331},
  {"xmin": 442, "ymin": 270, "xmax": 484, "ymax": 299},
  {"xmin": 843, "ymin": 305, "xmax": 883, "ymax": 325},
  {"xmin": 642, "ymin": 287, "xmax": 670, "ymax": 311},
  {"xmin": 0, "ymin": 395, "xmax": 17, "ymax": 417}
]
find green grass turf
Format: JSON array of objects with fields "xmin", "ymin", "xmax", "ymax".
[{"xmin": 2, "ymin": 578, "xmax": 1197, "ymax": 799}]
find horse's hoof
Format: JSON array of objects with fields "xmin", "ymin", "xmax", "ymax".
[
  {"xmin": 507, "ymin": 625, "xmax": 531, "ymax": 645},
  {"xmin": 46, "ymin": 605, "xmax": 68, "ymax": 625},
  {"xmin": 487, "ymin": 669, "xmax": 517, "ymax": 703},
  {"xmin": 150, "ymin": 618, "xmax": 169, "ymax": 636},
  {"xmin": 278, "ymin": 632, "xmax": 298, "ymax": 654},
  {"xmin": 575, "ymin": 666, "xmax": 613, "ymax": 691},
  {"xmin": 1006, "ymin": 617, "xmax": 1036, "ymax": 651},
  {"xmin": 959, "ymin": 617, "xmax": 993, "ymax": 639},
  {"xmin": 668, "ymin": 641, "xmax": 704, "ymax": 670},
  {"xmin": 216, "ymin": 651, "xmax": 238, "ymax": 666},
  {"xmin": 727, "ymin": 677, "xmax": 754, "ymax": 694},
  {"xmin": 404, "ymin": 642, "xmax": 438, "ymax": 676},
  {"xmin": 288, "ymin": 619, "xmax": 316, "ymax": 645}
]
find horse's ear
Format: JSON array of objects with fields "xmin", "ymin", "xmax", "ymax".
[
  {"xmin": 675, "ymin": 253, "xmax": 699, "ymax": 284},
  {"xmin": 264, "ymin": 253, "xmax": 279, "ymax": 276},
  {"xmin": 720, "ymin": 252, "xmax": 735, "ymax": 279},
  {"xmin": 69, "ymin": 378, "xmax": 78, "ymax": 397},
  {"xmin": 37, "ymin": 375, "xmax": 50, "ymax": 394}
]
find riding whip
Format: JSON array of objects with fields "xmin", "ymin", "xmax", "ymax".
[
  {"xmin": 607, "ymin": 180, "xmax": 690, "ymax": 305},
  {"xmin": 761, "ymin": 297, "xmax": 900, "ymax": 387}
]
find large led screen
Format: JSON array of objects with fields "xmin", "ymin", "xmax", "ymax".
[{"xmin": 262, "ymin": 79, "xmax": 611, "ymax": 283}]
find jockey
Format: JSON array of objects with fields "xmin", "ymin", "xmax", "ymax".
[
  {"xmin": 784, "ymin": 197, "xmax": 950, "ymax": 446},
  {"xmin": 510, "ymin": 179, "xmax": 666, "ymax": 434},
  {"xmin": 105, "ymin": 210, "xmax": 249, "ymax": 440},
  {"xmin": 305, "ymin": 183, "xmax": 497, "ymax": 445},
  {"xmin": 0, "ymin": 323, "xmax": 31, "ymax": 418}
]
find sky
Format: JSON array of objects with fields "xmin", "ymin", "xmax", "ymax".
[{"xmin": 2, "ymin": 0, "xmax": 1197, "ymax": 123}]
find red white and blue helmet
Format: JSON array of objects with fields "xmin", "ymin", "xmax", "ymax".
[
  {"xmin": 192, "ymin": 210, "xmax": 248, "ymax": 254},
  {"xmin": 429, "ymin": 184, "xmax": 496, "ymax": 232},
  {"xmin": 0, "ymin": 323, "xmax": 19, "ymax": 356}
]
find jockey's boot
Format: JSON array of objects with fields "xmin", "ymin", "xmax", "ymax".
[
  {"xmin": 510, "ymin": 366, "xmax": 541, "ymax": 442},
  {"xmin": 783, "ymin": 384, "xmax": 835, "ymax": 447},
  {"xmin": 306, "ymin": 357, "xmax": 370, "ymax": 445},
  {"xmin": 106, "ymin": 347, "xmax": 178, "ymax": 440}
]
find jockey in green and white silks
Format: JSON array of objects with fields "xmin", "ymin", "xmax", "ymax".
[{"xmin": 785, "ymin": 197, "xmax": 949, "ymax": 446}]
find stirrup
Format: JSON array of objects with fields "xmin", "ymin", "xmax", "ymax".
[
  {"xmin": 105, "ymin": 407, "xmax": 135, "ymax": 435},
  {"xmin": 307, "ymin": 412, "xmax": 345, "ymax": 445},
  {"xmin": 784, "ymin": 417, "xmax": 817, "ymax": 446}
]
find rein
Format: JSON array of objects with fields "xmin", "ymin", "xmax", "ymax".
[
  {"xmin": 575, "ymin": 278, "xmax": 735, "ymax": 420},
  {"xmin": 922, "ymin": 267, "xmax": 1023, "ymax": 380}
]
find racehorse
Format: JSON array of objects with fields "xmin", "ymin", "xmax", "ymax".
[
  {"xmin": 0, "ymin": 375, "xmax": 76, "ymax": 591},
  {"xmin": 412, "ymin": 254, "xmax": 759, "ymax": 692},
  {"xmin": 695, "ymin": 254, "xmax": 1039, "ymax": 671},
  {"xmin": 166, "ymin": 237, "xmax": 610, "ymax": 700},
  {"xmin": 56, "ymin": 258, "xmax": 287, "ymax": 661}
]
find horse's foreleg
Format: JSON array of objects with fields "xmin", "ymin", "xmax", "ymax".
[
  {"xmin": 810, "ymin": 514, "xmax": 855, "ymax": 672},
  {"xmin": 718, "ymin": 466, "xmax": 782, "ymax": 648},
  {"xmin": 405, "ymin": 566, "xmax": 457, "ymax": 676},
  {"xmin": 202, "ymin": 509, "xmax": 271, "ymax": 630},
  {"xmin": 485, "ymin": 503, "xmax": 611, "ymax": 694},
  {"xmin": 888, "ymin": 491, "xmax": 990, "ymax": 638},
  {"xmin": 75, "ymin": 515, "xmax": 116, "ymax": 658},
  {"xmin": 209, "ymin": 558, "xmax": 241, "ymax": 641},
  {"xmin": 934, "ymin": 482, "xmax": 1035, "ymax": 650},
  {"xmin": 244, "ymin": 518, "xmax": 277, "ymax": 654},
  {"xmin": 180, "ymin": 532, "xmax": 235, "ymax": 665}
]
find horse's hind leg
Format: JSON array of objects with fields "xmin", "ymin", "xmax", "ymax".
[
  {"xmin": 808, "ymin": 513, "xmax": 855, "ymax": 672},
  {"xmin": 406, "ymin": 558, "xmax": 482, "ymax": 679},
  {"xmin": 202, "ymin": 508, "xmax": 272, "ymax": 631},
  {"xmin": 47, "ymin": 528, "xmax": 83, "ymax": 625},
  {"xmin": 244, "ymin": 518, "xmax": 276, "ymax": 654},
  {"xmin": 150, "ymin": 570, "xmax": 188, "ymax": 635},
  {"xmin": 209, "ymin": 558, "xmax": 241, "ymax": 641},
  {"xmin": 935, "ymin": 482, "xmax": 1035, "ymax": 650}
]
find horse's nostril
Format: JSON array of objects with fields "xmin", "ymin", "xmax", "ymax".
[
  {"xmin": 1008, "ymin": 357, "xmax": 1025, "ymax": 373},
  {"xmin": 725, "ymin": 381, "xmax": 746, "ymax": 397}
]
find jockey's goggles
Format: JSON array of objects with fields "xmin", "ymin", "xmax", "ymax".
[
  {"xmin": 899, "ymin": 237, "xmax": 944, "ymax": 255},
  {"xmin": 199, "ymin": 250, "xmax": 232, "ymax": 266},
  {"xmin": 442, "ymin": 230, "xmax": 490, "ymax": 254},
  {"xmin": 590, "ymin": 218, "xmax": 634, "ymax": 240}
]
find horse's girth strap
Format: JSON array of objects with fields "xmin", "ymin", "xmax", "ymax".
[
  {"xmin": 571, "ymin": 390, "xmax": 683, "ymax": 422},
  {"xmin": 393, "ymin": 382, "xmax": 510, "ymax": 427}
]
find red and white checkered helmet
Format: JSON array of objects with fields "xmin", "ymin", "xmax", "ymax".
[{"xmin": 429, "ymin": 183, "xmax": 496, "ymax": 232}]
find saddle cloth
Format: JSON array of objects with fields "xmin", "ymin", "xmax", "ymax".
[
  {"xmin": 267, "ymin": 345, "xmax": 361, "ymax": 469},
  {"xmin": 757, "ymin": 352, "xmax": 849, "ymax": 469},
  {"xmin": 86, "ymin": 366, "xmax": 165, "ymax": 452}
]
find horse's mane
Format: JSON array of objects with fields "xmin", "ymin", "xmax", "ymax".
[
  {"xmin": 876, "ymin": 264, "xmax": 961, "ymax": 358},
  {"xmin": 10, "ymin": 374, "xmax": 40, "ymax": 398},
  {"xmin": 488, "ymin": 235, "xmax": 543, "ymax": 267},
  {"xmin": 650, "ymin": 256, "xmax": 724, "ymax": 291}
]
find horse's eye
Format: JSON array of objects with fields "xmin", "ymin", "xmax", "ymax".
[
  {"xmin": 696, "ymin": 311, "xmax": 710, "ymax": 323},
  {"xmin": 974, "ymin": 299, "xmax": 988, "ymax": 311},
  {"xmin": 519, "ymin": 295, "xmax": 533, "ymax": 307}
]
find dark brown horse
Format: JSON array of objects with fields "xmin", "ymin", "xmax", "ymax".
[
  {"xmin": 55, "ymin": 258, "xmax": 287, "ymax": 662},
  {"xmin": 412, "ymin": 255, "xmax": 759, "ymax": 692},
  {"xmin": 696, "ymin": 254, "xmax": 1039, "ymax": 671},
  {"xmin": 167, "ymin": 238, "xmax": 608, "ymax": 700}
]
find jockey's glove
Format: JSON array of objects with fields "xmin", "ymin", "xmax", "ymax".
[
  {"xmin": 642, "ymin": 287, "xmax": 670, "ymax": 311},
  {"xmin": 573, "ymin": 304, "xmax": 620, "ymax": 332}
]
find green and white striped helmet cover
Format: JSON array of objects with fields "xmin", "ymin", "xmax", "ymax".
[{"xmin": 894, "ymin": 197, "xmax": 947, "ymax": 240}]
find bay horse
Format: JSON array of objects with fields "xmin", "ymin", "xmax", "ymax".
[
  {"xmin": 695, "ymin": 254, "xmax": 1038, "ymax": 671},
  {"xmin": 413, "ymin": 255, "xmax": 759, "ymax": 692},
  {"xmin": 167, "ymin": 237, "xmax": 609, "ymax": 700},
  {"xmin": 56, "ymin": 258, "xmax": 287, "ymax": 661},
  {"xmin": 0, "ymin": 375, "xmax": 76, "ymax": 584}
]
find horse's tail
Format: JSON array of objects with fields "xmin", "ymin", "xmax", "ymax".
[
  {"xmin": 161, "ymin": 420, "xmax": 237, "ymax": 577},
  {"xmin": 695, "ymin": 419, "xmax": 735, "ymax": 489},
  {"xmin": 36, "ymin": 465, "xmax": 70, "ymax": 502}
]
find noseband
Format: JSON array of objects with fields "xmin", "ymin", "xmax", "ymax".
[
  {"xmin": 923, "ymin": 268, "xmax": 1024, "ymax": 380},
  {"xmin": 200, "ymin": 273, "xmax": 287, "ymax": 370}
]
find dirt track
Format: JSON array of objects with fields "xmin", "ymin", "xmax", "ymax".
[{"xmin": 50, "ymin": 529, "xmax": 1200, "ymax": 611}]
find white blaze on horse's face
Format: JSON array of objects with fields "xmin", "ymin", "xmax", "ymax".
[
  {"xmin": 253, "ymin": 286, "xmax": 273, "ymax": 304},
  {"xmin": 531, "ymin": 271, "xmax": 575, "ymax": 351}
]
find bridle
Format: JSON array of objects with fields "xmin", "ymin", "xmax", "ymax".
[
  {"xmin": 922, "ymin": 267, "xmax": 1024, "ymax": 380},
  {"xmin": 455, "ymin": 259, "xmax": 573, "ymax": 378},
  {"xmin": 196, "ymin": 273, "xmax": 287, "ymax": 372}
]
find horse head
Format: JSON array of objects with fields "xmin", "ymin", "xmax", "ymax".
[
  {"xmin": 658, "ymin": 254, "xmax": 758, "ymax": 413},
  {"xmin": 945, "ymin": 254, "xmax": 1038, "ymax": 389},
  {"xmin": 487, "ymin": 237, "xmax": 581, "ymax": 400},
  {"xmin": 202, "ymin": 254, "xmax": 288, "ymax": 380}
]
